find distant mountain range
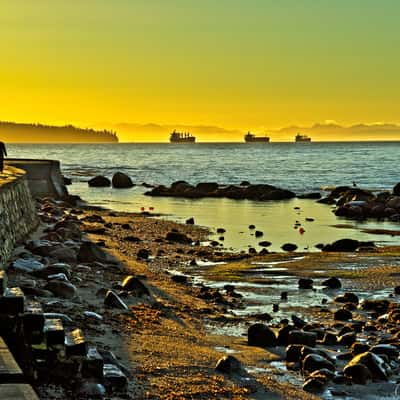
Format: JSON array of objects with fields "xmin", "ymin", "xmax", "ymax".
[
  {"xmin": 104, "ymin": 122, "xmax": 400, "ymax": 142},
  {"xmin": 272, "ymin": 123, "xmax": 400, "ymax": 141},
  {"xmin": 0, "ymin": 121, "xmax": 118, "ymax": 143}
]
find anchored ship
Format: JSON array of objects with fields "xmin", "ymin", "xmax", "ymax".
[
  {"xmin": 169, "ymin": 131, "xmax": 196, "ymax": 143},
  {"xmin": 244, "ymin": 132, "xmax": 270, "ymax": 143},
  {"xmin": 295, "ymin": 133, "xmax": 311, "ymax": 142}
]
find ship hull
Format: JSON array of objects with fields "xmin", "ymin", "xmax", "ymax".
[{"xmin": 170, "ymin": 138, "xmax": 196, "ymax": 143}]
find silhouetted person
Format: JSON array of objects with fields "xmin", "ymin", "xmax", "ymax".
[{"xmin": 0, "ymin": 141, "xmax": 7, "ymax": 173}]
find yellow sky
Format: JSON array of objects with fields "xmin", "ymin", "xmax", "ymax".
[{"xmin": 1, "ymin": 1, "xmax": 400, "ymax": 141}]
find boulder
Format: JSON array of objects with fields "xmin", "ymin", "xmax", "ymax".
[
  {"xmin": 322, "ymin": 277, "xmax": 342, "ymax": 289},
  {"xmin": 13, "ymin": 258, "xmax": 45, "ymax": 273},
  {"xmin": 104, "ymin": 290, "xmax": 129, "ymax": 310},
  {"xmin": 165, "ymin": 231, "xmax": 192, "ymax": 244},
  {"xmin": 337, "ymin": 332, "xmax": 356, "ymax": 346},
  {"xmin": 302, "ymin": 354, "xmax": 335, "ymax": 375},
  {"xmin": 298, "ymin": 192, "xmax": 322, "ymax": 199},
  {"xmin": 343, "ymin": 363, "xmax": 372, "ymax": 384},
  {"xmin": 303, "ymin": 375, "xmax": 327, "ymax": 393},
  {"xmin": 78, "ymin": 241, "xmax": 110, "ymax": 263},
  {"xmin": 277, "ymin": 324, "xmax": 295, "ymax": 346},
  {"xmin": 322, "ymin": 239, "xmax": 359, "ymax": 252},
  {"xmin": 298, "ymin": 278, "xmax": 313, "ymax": 289},
  {"xmin": 215, "ymin": 355, "xmax": 243, "ymax": 374},
  {"xmin": 334, "ymin": 292, "xmax": 359, "ymax": 304},
  {"xmin": 288, "ymin": 330, "xmax": 317, "ymax": 347},
  {"xmin": 88, "ymin": 176, "xmax": 111, "ymax": 187},
  {"xmin": 45, "ymin": 280, "xmax": 77, "ymax": 299},
  {"xmin": 248, "ymin": 323, "xmax": 276, "ymax": 347},
  {"xmin": 345, "ymin": 352, "xmax": 389, "ymax": 380},
  {"xmin": 195, "ymin": 182, "xmax": 219, "ymax": 193},
  {"xmin": 185, "ymin": 217, "xmax": 195, "ymax": 225},
  {"xmin": 334, "ymin": 308, "xmax": 352, "ymax": 321},
  {"xmin": 393, "ymin": 182, "xmax": 400, "ymax": 196},
  {"xmin": 258, "ymin": 241, "xmax": 271, "ymax": 247},
  {"xmin": 370, "ymin": 344, "xmax": 399, "ymax": 359},
  {"xmin": 281, "ymin": 243, "xmax": 298, "ymax": 252},
  {"xmin": 121, "ymin": 276, "xmax": 150, "ymax": 297},
  {"xmin": 49, "ymin": 247, "xmax": 77, "ymax": 264},
  {"xmin": 112, "ymin": 172, "xmax": 134, "ymax": 189}
]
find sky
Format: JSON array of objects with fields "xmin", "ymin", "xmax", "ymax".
[{"xmin": 1, "ymin": 0, "xmax": 400, "ymax": 141}]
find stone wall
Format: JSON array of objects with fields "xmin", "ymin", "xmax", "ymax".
[{"xmin": 0, "ymin": 167, "xmax": 38, "ymax": 267}]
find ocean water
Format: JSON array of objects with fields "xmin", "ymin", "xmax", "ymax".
[{"xmin": 7, "ymin": 142, "xmax": 400, "ymax": 251}]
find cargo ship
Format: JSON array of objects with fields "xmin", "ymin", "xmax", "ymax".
[
  {"xmin": 244, "ymin": 132, "xmax": 270, "ymax": 143},
  {"xmin": 295, "ymin": 133, "xmax": 311, "ymax": 142},
  {"xmin": 169, "ymin": 131, "xmax": 196, "ymax": 143}
]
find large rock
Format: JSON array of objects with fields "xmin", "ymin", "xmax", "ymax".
[
  {"xmin": 248, "ymin": 323, "xmax": 276, "ymax": 347},
  {"xmin": 345, "ymin": 352, "xmax": 389, "ymax": 380},
  {"xmin": 45, "ymin": 280, "xmax": 77, "ymax": 299},
  {"xmin": 393, "ymin": 182, "xmax": 400, "ymax": 196},
  {"xmin": 112, "ymin": 172, "xmax": 134, "ymax": 189},
  {"xmin": 302, "ymin": 354, "xmax": 335, "ymax": 375},
  {"xmin": 88, "ymin": 176, "xmax": 111, "ymax": 187},
  {"xmin": 322, "ymin": 239, "xmax": 359, "ymax": 252},
  {"xmin": 215, "ymin": 355, "xmax": 243, "ymax": 374},
  {"xmin": 195, "ymin": 182, "xmax": 219, "ymax": 193},
  {"xmin": 49, "ymin": 247, "xmax": 77, "ymax": 263},
  {"xmin": 343, "ymin": 363, "xmax": 372, "ymax": 384},
  {"xmin": 165, "ymin": 231, "xmax": 192, "ymax": 244},
  {"xmin": 288, "ymin": 330, "xmax": 317, "ymax": 347},
  {"xmin": 104, "ymin": 290, "xmax": 129, "ymax": 310},
  {"xmin": 321, "ymin": 277, "xmax": 342, "ymax": 289},
  {"xmin": 78, "ymin": 241, "xmax": 111, "ymax": 263},
  {"xmin": 281, "ymin": 243, "xmax": 298, "ymax": 252},
  {"xmin": 121, "ymin": 276, "xmax": 150, "ymax": 297}
]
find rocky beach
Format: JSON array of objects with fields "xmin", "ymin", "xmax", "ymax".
[{"xmin": 1, "ymin": 171, "xmax": 400, "ymax": 399}]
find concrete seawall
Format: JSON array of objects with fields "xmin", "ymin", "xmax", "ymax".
[
  {"xmin": 5, "ymin": 159, "xmax": 68, "ymax": 199},
  {"xmin": 0, "ymin": 167, "xmax": 39, "ymax": 267}
]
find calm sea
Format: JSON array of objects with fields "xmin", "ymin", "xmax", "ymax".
[{"xmin": 7, "ymin": 142, "xmax": 400, "ymax": 251}]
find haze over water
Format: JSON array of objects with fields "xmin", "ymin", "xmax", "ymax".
[{"xmin": 8, "ymin": 142, "xmax": 400, "ymax": 251}]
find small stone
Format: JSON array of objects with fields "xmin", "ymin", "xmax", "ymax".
[{"xmin": 137, "ymin": 249, "xmax": 150, "ymax": 259}]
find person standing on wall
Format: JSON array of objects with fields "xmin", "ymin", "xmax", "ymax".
[{"xmin": 0, "ymin": 141, "xmax": 7, "ymax": 173}]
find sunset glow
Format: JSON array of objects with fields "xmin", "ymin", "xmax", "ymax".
[{"xmin": 1, "ymin": 1, "xmax": 399, "ymax": 141}]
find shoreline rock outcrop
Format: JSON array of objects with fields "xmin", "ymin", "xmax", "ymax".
[{"xmin": 145, "ymin": 181, "xmax": 296, "ymax": 201}]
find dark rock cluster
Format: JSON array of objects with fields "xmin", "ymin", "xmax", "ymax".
[
  {"xmin": 320, "ymin": 184, "xmax": 400, "ymax": 221},
  {"xmin": 3, "ymin": 198, "xmax": 149, "ymax": 397},
  {"xmin": 88, "ymin": 172, "xmax": 134, "ymax": 188},
  {"xmin": 145, "ymin": 181, "xmax": 296, "ymax": 201},
  {"xmin": 243, "ymin": 276, "xmax": 400, "ymax": 394}
]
